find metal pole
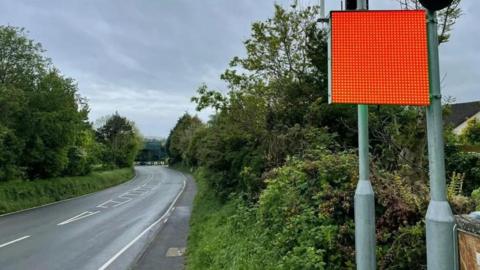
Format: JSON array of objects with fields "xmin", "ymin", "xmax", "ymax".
[
  {"xmin": 355, "ymin": 106, "xmax": 376, "ymax": 270},
  {"xmin": 354, "ymin": 1, "xmax": 376, "ymax": 269},
  {"xmin": 425, "ymin": 10, "xmax": 455, "ymax": 270},
  {"xmin": 320, "ymin": 0, "xmax": 325, "ymax": 19}
]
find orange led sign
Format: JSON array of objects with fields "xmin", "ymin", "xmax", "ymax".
[{"xmin": 329, "ymin": 10, "xmax": 430, "ymax": 106}]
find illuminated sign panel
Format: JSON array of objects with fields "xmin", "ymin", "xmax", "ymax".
[{"xmin": 329, "ymin": 10, "xmax": 430, "ymax": 106}]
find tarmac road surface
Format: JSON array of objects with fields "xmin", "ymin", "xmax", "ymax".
[{"xmin": 0, "ymin": 166, "xmax": 185, "ymax": 270}]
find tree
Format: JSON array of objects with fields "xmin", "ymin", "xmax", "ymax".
[
  {"xmin": 0, "ymin": 26, "xmax": 48, "ymax": 89},
  {"xmin": 96, "ymin": 113, "xmax": 142, "ymax": 168},
  {"xmin": 166, "ymin": 113, "xmax": 203, "ymax": 165},
  {"xmin": 192, "ymin": 5, "xmax": 357, "ymax": 168},
  {"xmin": 0, "ymin": 26, "xmax": 95, "ymax": 180},
  {"xmin": 19, "ymin": 71, "xmax": 91, "ymax": 178}
]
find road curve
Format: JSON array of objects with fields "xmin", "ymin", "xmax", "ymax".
[{"xmin": 0, "ymin": 166, "xmax": 185, "ymax": 270}]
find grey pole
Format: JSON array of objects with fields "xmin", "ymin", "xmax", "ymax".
[
  {"xmin": 354, "ymin": 0, "xmax": 376, "ymax": 269},
  {"xmin": 320, "ymin": 0, "xmax": 325, "ymax": 18},
  {"xmin": 425, "ymin": 10, "xmax": 455, "ymax": 270},
  {"xmin": 355, "ymin": 106, "xmax": 376, "ymax": 270}
]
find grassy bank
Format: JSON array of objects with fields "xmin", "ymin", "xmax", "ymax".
[
  {"xmin": 186, "ymin": 168, "xmax": 268, "ymax": 270},
  {"xmin": 0, "ymin": 168, "xmax": 134, "ymax": 215}
]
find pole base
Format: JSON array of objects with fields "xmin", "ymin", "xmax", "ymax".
[
  {"xmin": 426, "ymin": 200, "xmax": 455, "ymax": 270},
  {"xmin": 355, "ymin": 180, "xmax": 376, "ymax": 270}
]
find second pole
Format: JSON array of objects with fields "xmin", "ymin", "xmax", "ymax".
[{"xmin": 353, "ymin": 0, "xmax": 376, "ymax": 269}]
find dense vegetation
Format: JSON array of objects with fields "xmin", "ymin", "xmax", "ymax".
[
  {"xmin": 0, "ymin": 26, "xmax": 142, "ymax": 182},
  {"xmin": 0, "ymin": 26, "xmax": 142, "ymax": 212},
  {"xmin": 165, "ymin": 3, "xmax": 477, "ymax": 269}
]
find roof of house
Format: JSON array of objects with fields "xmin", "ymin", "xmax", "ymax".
[{"xmin": 445, "ymin": 101, "xmax": 480, "ymax": 127}]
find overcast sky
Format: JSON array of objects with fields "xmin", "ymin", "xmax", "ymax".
[{"xmin": 0, "ymin": 0, "xmax": 478, "ymax": 137}]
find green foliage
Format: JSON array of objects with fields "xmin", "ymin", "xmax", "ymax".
[
  {"xmin": 0, "ymin": 126, "xmax": 24, "ymax": 180},
  {"xmin": 180, "ymin": 2, "xmax": 469, "ymax": 270},
  {"xmin": 0, "ymin": 26, "xmax": 141, "ymax": 183},
  {"xmin": 448, "ymin": 172, "xmax": 465, "ymax": 199},
  {"xmin": 0, "ymin": 26, "xmax": 47, "ymax": 89},
  {"xmin": 64, "ymin": 129, "xmax": 100, "ymax": 176},
  {"xmin": 369, "ymin": 106, "xmax": 428, "ymax": 177},
  {"xmin": 188, "ymin": 151, "xmax": 449, "ymax": 269},
  {"xmin": 460, "ymin": 118, "xmax": 480, "ymax": 145},
  {"xmin": 378, "ymin": 223, "xmax": 426, "ymax": 270},
  {"xmin": 96, "ymin": 113, "xmax": 142, "ymax": 168},
  {"xmin": 20, "ymin": 71, "xmax": 88, "ymax": 178},
  {"xmin": 0, "ymin": 26, "xmax": 99, "ymax": 180},
  {"xmin": 257, "ymin": 151, "xmax": 357, "ymax": 269},
  {"xmin": 445, "ymin": 148, "xmax": 480, "ymax": 195},
  {"xmin": 166, "ymin": 113, "xmax": 203, "ymax": 165},
  {"xmin": 0, "ymin": 168, "xmax": 133, "ymax": 214}
]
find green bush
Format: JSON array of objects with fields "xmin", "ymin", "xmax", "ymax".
[
  {"xmin": 187, "ymin": 149, "xmax": 470, "ymax": 269},
  {"xmin": 188, "ymin": 152, "xmax": 358, "ymax": 270}
]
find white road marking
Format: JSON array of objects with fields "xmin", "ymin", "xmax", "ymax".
[
  {"xmin": 111, "ymin": 199, "xmax": 130, "ymax": 208},
  {"xmin": 97, "ymin": 200, "xmax": 116, "ymax": 209},
  {"xmin": 96, "ymin": 175, "xmax": 156, "ymax": 210},
  {"xmin": 119, "ymin": 191, "xmax": 136, "ymax": 198},
  {"xmin": 57, "ymin": 211, "xmax": 100, "ymax": 226},
  {"xmin": 127, "ymin": 190, "xmax": 144, "ymax": 195},
  {"xmin": 97, "ymin": 177, "xmax": 187, "ymax": 270},
  {"xmin": 134, "ymin": 187, "xmax": 150, "ymax": 192},
  {"xmin": 0, "ymin": 235, "xmax": 31, "ymax": 249},
  {"xmin": 117, "ymin": 194, "xmax": 133, "ymax": 201}
]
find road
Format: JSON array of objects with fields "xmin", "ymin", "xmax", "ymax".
[{"xmin": 0, "ymin": 166, "xmax": 186, "ymax": 270}]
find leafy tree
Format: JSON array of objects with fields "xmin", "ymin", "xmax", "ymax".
[
  {"xmin": 0, "ymin": 126, "xmax": 24, "ymax": 180},
  {"xmin": 19, "ymin": 71, "xmax": 90, "ymax": 178},
  {"xmin": 176, "ymin": 2, "xmax": 470, "ymax": 269},
  {"xmin": 0, "ymin": 26, "xmax": 47, "ymax": 88},
  {"xmin": 96, "ymin": 113, "xmax": 142, "ymax": 168},
  {"xmin": 191, "ymin": 5, "xmax": 356, "ymax": 179},
  {"xmin": 166, "ymin": 113, "xmax": 203, "ymax": 164},
  {"xmin": 64, "ymin": 128, "xmax": 100, "ymax": 176},
  {"xmin": 0, "ymin": 26, "xmax": 95, "ymax": 180}
]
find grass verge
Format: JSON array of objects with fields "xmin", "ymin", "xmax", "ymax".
[
  {"xmin": 186, "ymin": 168, "xmax": 268, "ymax": 270},
  {"xmin": 0, "ymin": 167, "xmax": 134, "ymax": 215}
]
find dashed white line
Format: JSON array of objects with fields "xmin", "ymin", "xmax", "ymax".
[
  {"xmin": 57, "ymin": 211, "xmax": 100, "ymax": 226},
  {"xmin": 0, "ymin": 235, "xmax": 31, "ymax": 249}
]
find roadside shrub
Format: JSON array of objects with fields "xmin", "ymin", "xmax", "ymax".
[
  {"xmin": 446, "ymin": 150, "xmax": 480, "ymax": 195},
  {"xmin": 258, "ymin": 151, "xmax": 357, "ymax": 269}
]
